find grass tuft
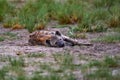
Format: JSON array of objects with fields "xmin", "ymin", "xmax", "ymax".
[
  {"xmin": 27, "ymin": 52, "xmax": 46, "ymax": 58},
  {"xmin": 0, "ymin": 36, "xmax": 5, "ymax": 42},
  {"xmin": 0, "ymin": 0, "xmax": 120, "ymax": 32},
  {"xmin": 93, "ymin": 33, "xmax": 120, "ymax": 43},
  {"xmin": 83, "ymin": 56, "xmax": 120, "ymax": 80}
]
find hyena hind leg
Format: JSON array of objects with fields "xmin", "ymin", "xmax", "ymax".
[{"xmin": 28, "ymin": 39, "xmax": 37, "ymax": 46}]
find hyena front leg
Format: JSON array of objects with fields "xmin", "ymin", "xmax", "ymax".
[{"xmin": 62, "ymin": 35, "xmax": 93, "ymax": 46}]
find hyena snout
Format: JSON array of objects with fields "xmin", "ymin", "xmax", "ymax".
[{"xmin": 55, "ymin": 39, "xmax": 65, "ymax": 47}]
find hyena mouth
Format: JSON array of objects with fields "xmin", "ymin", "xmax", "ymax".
[
  {"xmin": 55, "ymin": 40, "xmax": 65, "ymax": 47},
  {"xmin": 45, "ymin": 40, "xmax": 52, "ymax": 47},
  {"xmin": 46, "ymin": 39, "xmax": 65, "ymax": 47}
]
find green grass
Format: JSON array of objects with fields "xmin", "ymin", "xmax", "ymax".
[
  {"xmin": 0, "ymin": 36, "xmax": 5, "ymax": 41},
  {"xmin": 32, "ymin": 72, "xmax": 76, "ymax": 80},
  {"xmin": 85, "ymin": 68, "xmax": 113, "ymax": 80},
  {"xmin": 1, "ymin": 31, "xmax": 17, "ymax": 41},
  {"xmin": 16, "ymin": 0, "xmax": 56, "ymax": 32},
  {"xmin": 4, "ymin": 32, "xmax": 17, "ymax": 37},
  {"xmin": 1, "ymin": 32, "xmax": 17, "ymax": 40},
  {"xmin": 88, "ymin": 56, "xmax": 120, "ymax": 68},
  {"xmin": 0, "ymin": 0, "xmax": 15, "ymax": 22},
  {"xmin": 0, "ymin": 52, "xmax": 120, "ymax": 80},
  {"xmin": 113, "ymin": 27, "xmax": 120, "ymax": 32},
  {"xmin": 83, "ymin": 56, "xmax": 120, "ymax": 80},
  {"xmin": 0, "ymin": 66, "xmax": 8, "ymax": 80},
  {"xmin": 31, "ymin": 73, "xmax": 62, "ymax": 80},
  {"xmin": 9, "ymin": 57, "xmax": 25, "ymax": 67},
  {"xmin": 27, "ymin": 52, "xmax": 46, "ymax": 58},
  {"xmin": 0, "ymin": 56, "xmax": 26, "ymax": 80},
  {"xmin": 1, "ymin": 0, "xmax": 119, "ymax": 32},
  {"xmin": 0, "ymin": 55, "xmax": 11, "ymax": 62},
  {"xmin": 93, "ymin": 33, "xmax": 120, "ymax": 43},
  {"xmin": 0, "ymin": 1, "xmax": 120, "ymax": 79},
  {"xmin": 52, "ymin": 53, "xmax": 79, "ymax": 70}
]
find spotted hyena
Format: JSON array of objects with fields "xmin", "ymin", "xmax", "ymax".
[{"xmin": 28, "ymin": 30, "xmax": 92, "ymax": 47}]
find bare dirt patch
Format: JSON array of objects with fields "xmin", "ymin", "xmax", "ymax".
[
  {"xmin": 0, "ymin": 24, "xmax": 119, "ymax": 57},
  {"xmin": 0, "ymin": 24, "xmax": 120, "ymax": 80}
]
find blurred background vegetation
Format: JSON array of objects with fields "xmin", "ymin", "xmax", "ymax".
[{"xmin": 0, "ymin": 0, "xmax": 120, "ymax": 33}]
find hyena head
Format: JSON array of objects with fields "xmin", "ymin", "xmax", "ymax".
[{"xmin": 46, "ymin": 31, "xmax": 65, "ymax": 47}]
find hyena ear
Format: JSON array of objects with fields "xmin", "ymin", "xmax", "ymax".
[{"xmin": 55, "ymin": 31, "xmax": 61, "ymax": 36}]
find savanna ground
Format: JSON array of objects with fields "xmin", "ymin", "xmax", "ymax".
[{"xmin": 0, "ymin": 0, "xmax": 120, "ymax": 80}]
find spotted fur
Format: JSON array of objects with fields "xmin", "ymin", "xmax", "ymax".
[
  {"xmin": 28, "ymin": 30, "xmax": 92, "ymax": 47},
  {"xmin": 28, "ymin": 30, "xmax": 65, "ymax": 47}
]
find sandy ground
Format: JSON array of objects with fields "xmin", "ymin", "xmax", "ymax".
[
  {"xmin": 0, "ymin": 23, "xmax": 120, "ymax": 79},
  {"xmin": 0, "ymin": 1, "xmax": 120, "ymax": 79},
  {"xmin": 0, "ymin": 23, "xmax": 120, "ymax": 57},
  {"xmin": 4, "ymin": 0, "xmax": 119, "ymax": 58}
]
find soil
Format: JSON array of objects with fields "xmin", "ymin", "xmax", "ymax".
[
  {"xmin": 0, "ymin": 23, "xmax": 120, "ymax": 57},
  {"xmin": 0, "ymin": 23, "xmax": 120, "ymax": 79},
  {"xmin": 0, "ymin": 1, "xmax": 120, "ymax": 79}
]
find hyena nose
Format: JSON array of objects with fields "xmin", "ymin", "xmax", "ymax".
[{"xmin": 56, "ymin": 40, "xmax": 65, "ymax": 47}]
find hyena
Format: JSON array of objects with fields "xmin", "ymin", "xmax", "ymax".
[{"xmin": 28, "ymin": 30, "xmax": 92, "ymax": 47}]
